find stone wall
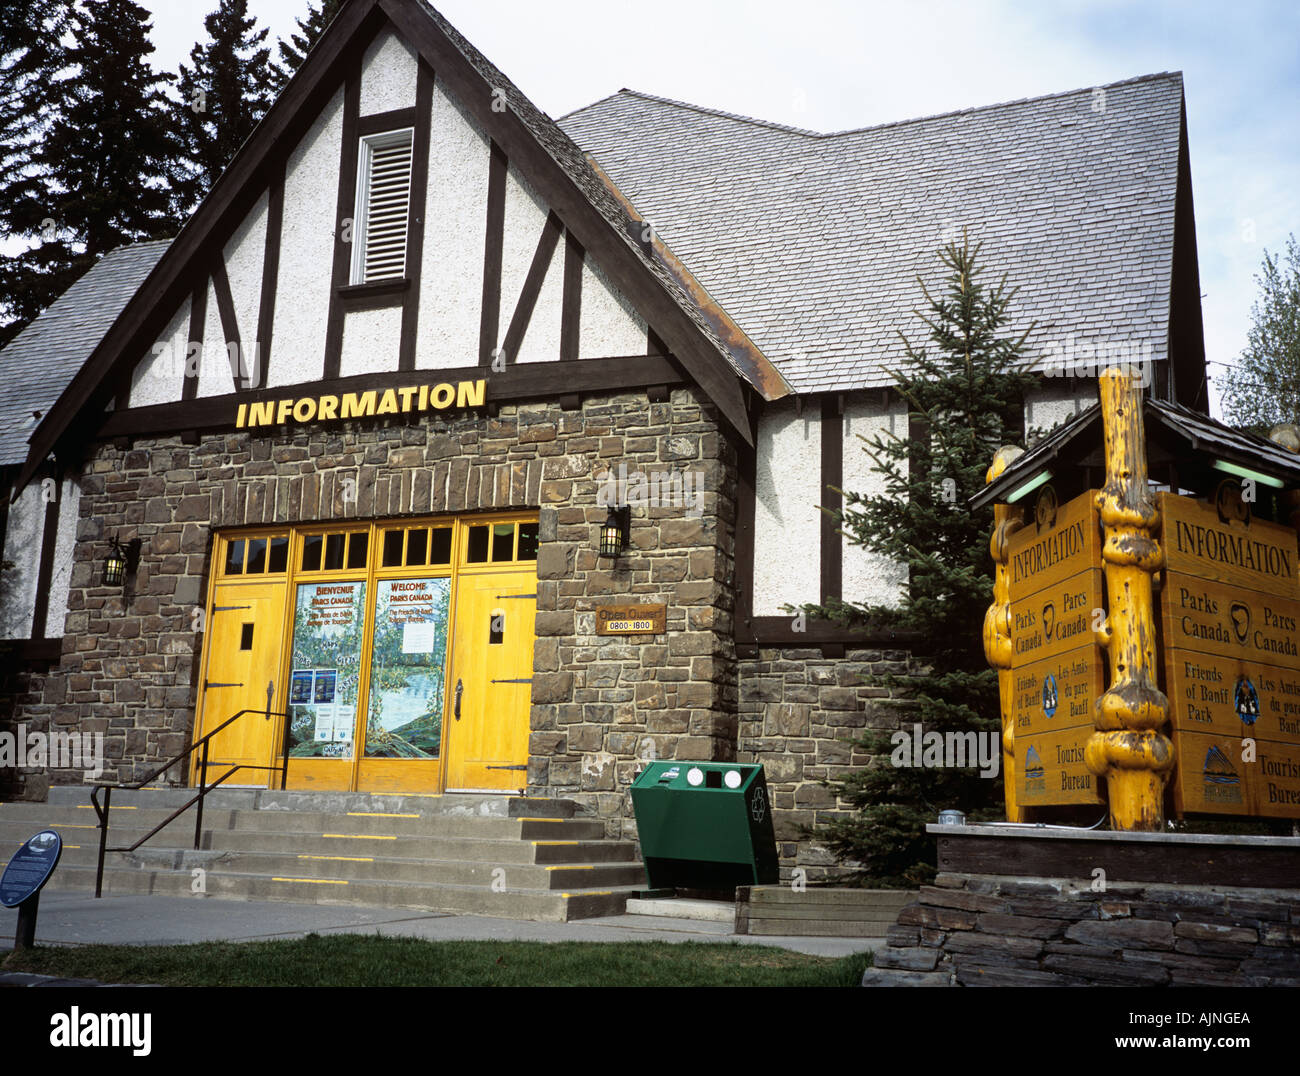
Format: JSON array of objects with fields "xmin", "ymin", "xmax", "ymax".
[
  {"xmin": 737, "ymin": 646, "xmax": 915, "ymax": 881},
  {"xmin": 9, "ymin": 386, "xmax": 740, "ymax": 839},
  {"xmin": 865, "ymin": 873, "xmax": 1300, "ymax": 986},
  {"xmin": 0, "ymin": 658, "xmax": 53, "ymax": 800}
]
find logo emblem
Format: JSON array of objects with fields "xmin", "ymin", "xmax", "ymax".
[
  {"xmin": 1041, "ymin": 601, "xmax": 1056, "ymax": 642},
  {"xmin": 1202, "ymin": 744, "xmax": 1242, "ymax": 805},
  {"xmin": 1034, "ymin": 484, "xmax": 1059, "ymax": 532},
  {"xmin": 1041, "ymin": 673, "xmax": 1058, "ymax": 719},
  {"xmin": 1234, "ymin": 677, "xmax": 1259, "ymax": 725},
  {"xmin": 750, "ymin": 786, "xmax": 767, "ymax": 823},
  {"xmin": 1229, "ymin": 603, "xmax": 1250, "ymax": 645}
]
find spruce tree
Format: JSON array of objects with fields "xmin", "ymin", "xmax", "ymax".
[
  {"xmin": 271, "ymin": 0, "xmax": 345, "ymax": 90},
  {"xmin": 174, "ymin": 0, "xmax": 276, "ymax": 219},
  {"xmin": 5, "ymin": 0, "xmax": 183, "ymax": 331},
  {"xmin": 0, "ymin": 1, "xmax": 70, "ymax": 344},
  {"xmin": 810, "ymin": 233, "xmax": 1038, "ymax": 886}
]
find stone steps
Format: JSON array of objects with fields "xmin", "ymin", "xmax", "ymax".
[{"xmin": 0, "ymin": 786, "xmax": 647, "ymax": 922}]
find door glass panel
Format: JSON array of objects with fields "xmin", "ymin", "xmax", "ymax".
[
  {"xmin": 348, "ymin": 532, "xmax": 369, "ymax": 569},
  {"xmin": 365, "ymin": 578, "xmax": 450, "ymax": 758},
  {"xmin": 466, "ymin": 525, "xmax": 489, "ymax": 563},
  {"xmin": 382, "ymin": 529, "xmax": 404, "ymax": 567},
  {"xmin": 301, "ymin": 534, "xmax": 323, "ymax": 572},
  {"xmin": 429, "ymin": 528, "xmax": 452, "ymax": 564},
  {"xmin": 517, "ymin": 522, "xmax": 538, "ymax": 561},
  {"xmin": 323, "ymin": 533, "xmax": 346, "ymax": 571},
  {"xmin": 406, "ymin": 529, "xmax": 428, "ymax": 566},
  {"xmin": 491, "ymin": 523, "xmax": 515, "ymax": 562},
  {"xmin": 246, "ymin": 538, "xmax": 267, "ymax": 573},
  {"xmin": 269, "ymin": 536, "xmax": 289, "ymax": 573},
  {"xmin": 286, "ymin": 580, "xmax": 366, "ymax": 757},
  {"xmin": 225, "ymin": 540, "xmax": 245, "ymax": 575}
]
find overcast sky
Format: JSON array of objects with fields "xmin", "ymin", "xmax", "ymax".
[{"xmin": 139, "ymin": 0, "xmax": 1300, "ymax": 419}]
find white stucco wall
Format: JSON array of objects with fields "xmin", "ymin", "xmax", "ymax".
[
  {"xmin": 223, "ymin": 190, "xmax": 269, "ymax": 383},
  {"xmin": 1024, "ymin": 377, "xmax": 1097, "ymax": 440},
  {"xmin": 339, "ymin": 307, "xmax": 403, "ymax": 377},
  {"xmin": 752, "ymin": 400, "xmax": 822, "ymax": 616},
  {"xmin": 500, "ymin": 164, "xmax": 562, "ymax": 365},
  {"xmin": 0, "ymin": 480, "xmax": 41, "ymax": 638},
  {"xmin": 129, "ymin": 301, "xmax": 190, "ymax": 407},
  {"xmin": 416, "ymin": 81, "xmax": 488, "ymax": 371},
  {"xmin": 841, "ymin": 395, "xmax": 909, "ymax": 609},
  {"xmin": 579, "ymin": 256, "xmax": 647, "ymax": 358},
  {"xmin": 195, "ymin": 279, "xmax": 231, "ymax": 399},
  {"xmin": 43, "ymin": 475, "xmax": 80, "ymax": 637},
  {"xmin": 359, "ymin": 27, "xmax": 417, "ymax": 116},
  {"xmin": 270, "ymin": 86, "xmax": 344, "ymax": 387}
]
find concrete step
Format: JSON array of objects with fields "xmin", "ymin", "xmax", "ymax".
[
  {"xmin": 625, "ymin": 897, "xmax": 735, "ymax": 923},
  {"xmin": 43, "ymin": 785, "xmax": 576, "ymax": 819},
  {"xmin": 106, "ymin": 847, "xmax": 645, "ymax": 889},
  {"xmin": 6, "ymin": 784, "xmax": 642, "ymax": 921},
  {"xmin": 43, "ymin": 864, "xmax": 639, "ymax": 922}
]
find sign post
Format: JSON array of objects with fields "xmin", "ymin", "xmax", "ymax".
[
  {"xmin": 1085, "ymin": 368, "xmax": 1174, "ymax": 831},
  {"xmin": 1, "ymin": 830, "xmax": 63, "ymax": 949}
]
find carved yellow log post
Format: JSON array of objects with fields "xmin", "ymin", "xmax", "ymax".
[
  {"xmin": 984, "ymin": 445, "xmax": 1025, "ymax": 821},
  {"xmin": 1086, "ymin": 369, "xmax": 1174, "ymax": 830}
]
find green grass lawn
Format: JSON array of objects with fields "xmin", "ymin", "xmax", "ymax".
[{"xmin": 2, "ymin": 934, "xmax": 871, "ymax": 987}]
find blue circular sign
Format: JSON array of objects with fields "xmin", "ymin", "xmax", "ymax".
[{"xmin": 1, "ymin": 830, "xmax": 62, "ymax": 907}]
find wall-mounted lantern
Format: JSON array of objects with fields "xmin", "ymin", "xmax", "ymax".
[
  {"xmin": 103, "ymin": 537, "xmax": 140, "ymax": 586},
  {"xmin": 598, "ymin": 506, "xmax": 631, "ymax": 559}
]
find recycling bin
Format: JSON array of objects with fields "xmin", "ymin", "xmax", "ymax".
[{"xmin": 629, "ymin": 761, "xmax": 779, "ymax": 890}]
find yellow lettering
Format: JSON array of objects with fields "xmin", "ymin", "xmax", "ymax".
[
  {"xmin": 418, "ymin": 384, "xmax": 429, "ymax": 410},
  {"xmin": 376, "ymin": 389, "xmax": 399, "ymax": 415},
  {"xmin": 236, "ymin": 403, "xmax": 247, "ymax": 428},
  {"xmin": 249, "ymin": 401, "xmax": 274, "ymax": 427},
  {"xmin": 276, "ymin": 398, "xmax": 294, "ymax": 425},
  {"xmin": 457, "ymin": 379, "xmax": 486, "ymax": 408},
  {"xmin": 341, "ymin": 391, "xmax": 377, "ymax": 418},
  {"xmin": 398, "ymin": 386, "xmax": 418, "ymax": 412},
  {"xmin": 292, "ymin": 397, "xmax": 317, "ymax": 422},
  {"xmin": 431, "ymin": 383, "xmax": 455, "ymax": 409},
  {"xmin": 318, "ymin": 395, "xmax": 338, "ymax": 420}
]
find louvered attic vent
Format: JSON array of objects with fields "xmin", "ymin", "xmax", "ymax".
[{"xmin": 350, "ymin": 128, "xmax": 415, "ymax": 284}]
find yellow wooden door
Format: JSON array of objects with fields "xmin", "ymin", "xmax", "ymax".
[
  {"xmin": 444, "ymin": 571, "xmax": 535, "ymax": 791},
  {"xmin": 194, "ymin": 580, "xmax": 286, "ymax": 786}
]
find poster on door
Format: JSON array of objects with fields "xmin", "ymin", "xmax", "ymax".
[
  {"xmin": 365, "ymin": 577, "xmax": 451, "ymax": 759},
  {"xmin": 287, "ymin": 581, "xmax": 366, "ymax": 756}
]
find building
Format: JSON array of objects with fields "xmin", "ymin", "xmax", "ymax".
[{"xmin": 0, "ymin": 0, "xmax": 1205, "ymax": 877}]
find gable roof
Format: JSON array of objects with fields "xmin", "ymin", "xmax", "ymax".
[
  {"xmin": 560, "ymin": 73, "xmax": 1189, "ymax": 395},
  {"xmin": 971, "ymin": 396, "xmax": 1300, "ymax": 510},
  {"xmin": 15, "ymin": 0, "xmax": 778, "ymax": 492},
  {"xmin": 0, "ymin": 241, "xmax": 168, "ymax": 467}
]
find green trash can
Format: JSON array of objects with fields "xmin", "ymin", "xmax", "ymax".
[{"xmin": 629, "ymin": 761, "xmax": 779, "ymax": 890}]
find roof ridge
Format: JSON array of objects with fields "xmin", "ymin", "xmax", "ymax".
[{"xmin": 573, "ymin": 71, "xmax": 1184, "ymax": 141}]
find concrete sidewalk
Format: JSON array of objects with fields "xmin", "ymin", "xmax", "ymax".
[{"xmin": 1, "ymin": 893, "xmax": 880, "ymax": 958}]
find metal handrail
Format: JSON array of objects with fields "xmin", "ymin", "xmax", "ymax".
[{"xmin": 90, "ymin": 707, "xmax": 291, "ymax": 898}]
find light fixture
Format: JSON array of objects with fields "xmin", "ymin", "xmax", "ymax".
[
  {"xmin": 1211, "ymin": 459, "xmax": 1286, "ymax": 490},
  {"xmin": 598, "ymin": 505, "xmax": 630, "ymax": 558},
  {"xmin": 1005, "ymin": 469, "xmax": 1053, "ymax": 504},
  {"xmin": 103, "ymin": 539, "xmax": 129, "ymax": 586},
  {"xmin": 103, "ymin": 537, "xmax": 140, "ymax": 586}
]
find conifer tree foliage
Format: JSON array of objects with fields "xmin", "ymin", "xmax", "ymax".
[
  {"xmin": 1218, "ymin": 234, "xmax": 1300, "ymax": 432},
  {"xmin": 174, "ymin": 0, "xmax": 276, "ymax": 219},
  {"xmin": 0, "ymin": 0, "xmax": 181, "ymax": 345},
  {"xmin": 271, "ymin": 0, "xmax": 345, "ymax": 90},
  {"xmin": 810, "ymin": 234, "xmax": 1038, "ymax": 887},
  {"xmin": 0, "ymin": 0, "xmax": 70, "ymax": 344}
]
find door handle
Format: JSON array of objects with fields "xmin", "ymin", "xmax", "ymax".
[
  {"xmin": 454, "ymin": 679, "xmax": 462, "ymax": 720},
  {"xmin": 265, "ymin": 680, "xmax": 274, "ymax": 715}
]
